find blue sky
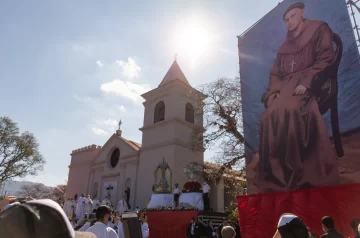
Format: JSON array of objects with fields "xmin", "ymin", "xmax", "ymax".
[{"xmin": 0, "ymin": 0, "xmax": 357, "ymax": 186}]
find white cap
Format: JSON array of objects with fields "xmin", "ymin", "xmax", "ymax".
[{"xmin": 278, "ymin": 214, "xmax": 298, "ymax": 228}]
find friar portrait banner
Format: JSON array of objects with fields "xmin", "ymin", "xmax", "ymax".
[{"xmin": 238, "ymin": 0, "xmax": 360, "ymax": 194}]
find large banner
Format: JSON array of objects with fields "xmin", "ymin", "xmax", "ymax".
[{"xmin": 238, "ymin": 0, "xmax": 360, "ymax": 194}]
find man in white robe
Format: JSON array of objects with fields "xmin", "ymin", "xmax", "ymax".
[
  {"xmin": 85, "ymin": 195, "xmax": 93, "ymax": 215},
  {"xmin": 92, "ymin": 196, "xmax": 100, "ymax": 210},
  {"xmin": 117, "ymin": 197, "xmax": 128, "ymax": 215},
  {"xmin": 101, "ymin": 196, "xmax": 112, "ymax": 207},
  {"xmin": 75, "ymin": 193, "xmax": 89, "ymax": 220}
]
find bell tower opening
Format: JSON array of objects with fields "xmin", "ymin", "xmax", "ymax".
[{"xmin": 154, "ymin": 101, "xmax": 165, "ymax": 123}]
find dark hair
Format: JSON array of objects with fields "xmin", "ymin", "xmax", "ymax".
[
  {"xmin": 351, "ymin": 219, "xmax": 360, "ymax": 229},
  {"xmin": 96, "ymin": 206, "xmax": 112, "ymax": 221},
  {"xmin": 321, "ymin": 216, "xmax": 334, "ymax": 229}
]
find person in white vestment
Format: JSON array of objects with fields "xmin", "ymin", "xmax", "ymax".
[
  {"xmin": 70, "ymin": 199, "xmax": 76, "ymax": 217},
  {"xmin": 117, "ymin": 197, "xmax": 128, "ymax": 215},
  {"xmin": 101, "ymin": 196, "xmax": 112, "ymax": 207},
  {"xmin": 85, "ymin": 195, "xmax": 93, "ymax": 215},
  {"xmin": 75, "ymin": 193, "xmax": 89, "ymax": 220},
  {"xmin": 86, "ymin": 205, "xmax": 122, "ymax": 238},
  {"xmin": 92, "ymin": 196, "xmax": 100, "ymax": 210},
  {"xmin": 63, "ymin": 198, "xmax": 71, "ymax": 218}
]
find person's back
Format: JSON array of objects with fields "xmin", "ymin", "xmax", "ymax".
[
  {"xmin": 321, "ymin": 216, "xmax": 343, "ymax": 238},
  {"xmin": 86, "ymin": 205, "xmax": 119, "ymax": 238}
]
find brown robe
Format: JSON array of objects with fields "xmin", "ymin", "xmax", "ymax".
[{"xmin": 257, "ymin": 19, "xmax": 340, "ymax": 193}]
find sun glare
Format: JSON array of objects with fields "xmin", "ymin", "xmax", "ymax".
[{"xmin": 172, "ymin": 17, "xmax": 214, "ymax": 69}]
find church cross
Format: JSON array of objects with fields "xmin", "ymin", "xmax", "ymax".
[
  {"xmin": 289, "ymin": 56, "xmax": 297, "ymax": 73},
  {"xmin": 118, "ymin": 119, "xmax": 122, "ymax": 130}
]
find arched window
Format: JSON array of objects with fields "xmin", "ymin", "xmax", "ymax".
[
  {"xmin": 110, "ymin": 148, "xmax": 120, "ymax": 168},
  {"xmin": 185, "ymin": 103, "xmax": 195, "ymax": 124},
  {"xmin": 154, "ymin": 101, "xmax": 165, "ymax": 123}
]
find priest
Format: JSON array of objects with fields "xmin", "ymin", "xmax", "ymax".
[
  {"xmin": 75, "ymin": 193, "xmax": 89, "ymax": 219},
  {"xmin": 85, "ymin": 195, "xmax": 93, "ymax": 215},
  {"xmin": 257, "ymin": 2, "xmax": 340, "ymax": 193},
  {"xmin": 117, "ymin": 197, "xmax": 128, "ymax": 215},
  {"xmin": 101, "ymin": 196, "xmax": 112, "ymax": 207},
  {"xmin": 92, "ymin": 196, "xmax": 100, "ymax": 211}
]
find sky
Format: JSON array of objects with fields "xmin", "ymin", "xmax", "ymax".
[{"xmin": 0, "ymin": 0, "xmax": 358, "ymax": 186}]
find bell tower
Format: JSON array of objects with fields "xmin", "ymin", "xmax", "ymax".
[{"xmin": 135, "ymin": 60, "xmax": 205, "ymax": 207}]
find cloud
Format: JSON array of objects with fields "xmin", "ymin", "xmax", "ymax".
[
  {"xmin": 72, "ymin": 43, "xmax": 92, "ymax": 52},
  {"xmin": 96, "ymin": 60, "xmax": 104, "ymax": 68},
  {"xmin": 91, "ymin": 127, "xmax": 109, "ymax": 136},
  {"xmin": 119, "ymin": 105, "xmax": 126, "ymax": 112},
  {"xmin": 100, "ymin": 119, "xmax": 118, "ymax": 128},
  {"xmin": 100, "ymin": 80, "xmax": 151, "ymax": 103},
  {"xmin": 115, "ymin": 57, "xmax": 141, "ymax": 79}
]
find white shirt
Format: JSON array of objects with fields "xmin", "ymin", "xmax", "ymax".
[
  {"xmin": 173, "ymin": 187, "xmax": 181, "ymax": 194},
  {"xmin": 86, "ymin": 222, "xmax": 119, "ymax": 238},
  {"xmin": 202, "ymin": 184, "xmax": 210, "ymax": 193},
  {"xmin": 78, "ymin": 222, "xmax": 91, "ymax": 232},
  {"xmin": 142, "ymin": 222, "xmax": 150, "ymax": 238}
]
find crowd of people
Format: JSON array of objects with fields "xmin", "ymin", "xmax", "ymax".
[{"xmin": 0, "ymin": 194, "xmax": 149, "ymax": 238}]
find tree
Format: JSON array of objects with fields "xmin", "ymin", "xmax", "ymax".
[
  {"xmin": 17, "ymin": 183, "xmax": 53, "ymax": 199},
  {"xmin": 52, "ymin": 184, "xmax": 67, "ymax": 203},
  {"xmin": 0, "ymin": 117, "xmax": 45, "ymax": 184},
  {"xmin": 192, "ymin": 77, "xmax": 246, "ymax": 178}
]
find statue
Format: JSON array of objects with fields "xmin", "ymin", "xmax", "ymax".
[{"xmin": 152, "ymin": 158, "xmax": 172, "ymax": 194}]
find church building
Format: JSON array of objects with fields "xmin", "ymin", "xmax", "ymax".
[{"xmin": 66, "ymin": 61, "xmax": 244, "ymax": 211}]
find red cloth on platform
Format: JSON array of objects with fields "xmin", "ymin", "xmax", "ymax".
[
  {"xmin": 146, "ymin": 210, "xmax": 199, "ymax": 238},
  {"xmin": 237, "ymin": 183, "xmax": 360, "ymax": 238}
]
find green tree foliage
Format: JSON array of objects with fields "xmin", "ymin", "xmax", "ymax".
[{"xmin": 0, "ymin": 117, "xmax": 45, "ymax": 184}]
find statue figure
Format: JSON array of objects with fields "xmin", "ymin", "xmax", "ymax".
[{"xmin": 152, "ymin": 158, "xmax": 172, "ymax": 194}]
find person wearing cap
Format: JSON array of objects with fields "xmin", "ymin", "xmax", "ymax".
[
  {"xmin": 0, "ymin": 198, "xmax": 96, "ymax": 238},
  {"xmin": 173, "ymin": 182, "xmax": 181, "ymax": 208},
  {"xmin": 320, "ymin": 216, "xmax": 343, "ymax": 237},
  {"xmin": 274, "ymin": 213, "xmax": 310, "ymax": 238},
  {"xmin": 86, "ymin": 205, "xmax": 122, "ymax": 238},
  {"xmin": 202, "ymin": 181, "xmax": 211, "ymax": 211},
  {"xmin": 258, "ymin": 1, "xmax": 340, "ymax": 193}
]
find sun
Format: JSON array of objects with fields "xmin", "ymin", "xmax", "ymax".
[{"xmin": 172, "ymin": 17, "xmax": 214, "ymax": 69}]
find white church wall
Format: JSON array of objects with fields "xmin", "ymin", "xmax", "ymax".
[
  {"xmin": 141, "ymin": 124, "xmax": 176, "ymax": 148},
  {"xmin": 88, "ymin": 167, "xmax": 103, "ymax": 199}
]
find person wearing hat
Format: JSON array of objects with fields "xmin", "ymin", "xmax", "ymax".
[
  {"xmin": 173, "ymin": 182, "xmax": 181, "ymax": 208},
  {"xmin": 273, "ymin": 213, "xmax": 311, "ymax": 238},
  {"xmin": 0, "ymin": 199, "xmax": 96, "ymax": 238},
  {"xmin": 258, "ymin": 1, "xmax": 340, "ymax": 193}
]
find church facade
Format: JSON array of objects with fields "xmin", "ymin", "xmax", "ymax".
[{"xmin": 66, "ymin": 61, "xmax": 244, "ymax": 211}]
